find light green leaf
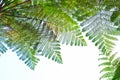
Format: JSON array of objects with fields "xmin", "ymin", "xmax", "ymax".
[
  {"xmin": 100, "ymin": 67, "xmax": 113, "ymax": 73},
  {"xmin": 99, "ymin": 62, "xmax": 111, "ymax": 66},
  {"xmin": 81, "ymin": 10, "xmax": 118, "ymax": 54},
  {"xmin": 98, "ymin": 57, "xmax": 108, "ymax": 60},
  {"xmin": 100, "ymin": 72, "xmax": 113, "ymax": 80},
  {"xmin": 36, "ymin": 38, "xmax": 63, "ymax": 64}
]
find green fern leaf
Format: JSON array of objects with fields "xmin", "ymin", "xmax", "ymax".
[
  {"xmin": 110, "ymin": 53, "xmax": 117, "ymax": 62},
  {"xmin": 10, "ymin": 18, "xmax": 62, "ymax": 63},
  {"xmin": 2, "ymin": 18, "xmax": 41, "ymax": 70},
  {"xmin": 5, "ymin": 3, "xmax": 86, "ymax": 46},
  {"xmin": 36, "ymin": 38, "xmax": 62, "ymax": 64},
  {"xmin": 81, "ymin": 10, "xmax": 118, "ymax": 53},
  {"xmin": 98, "ymin": 57, "xmax": 108, "ymax": 60},
  {"xmin": 5, "ymin": 30, "xmax": 39, "ymax": 70},
  {"xmin": 100, "ymin": 67, "xmax": 113, "ymax": 73},
  {"xmin": 57, "ymin": 26, "xmax": 87, "ymax": 46},
  {"xmin": 11, "ymin": 18, "xmax": 62, "ymax": 63},
  {"xmin": 112, "ymin": 64, "xmax": 120, "ymax": 80},
  {"xmin": 99, "ymin": 62, "xmax": 111, "ymax": 66},
  {"xmin": 112, "ymin": 57, "xmax": 120, "ymax": 67},
  {"xmin": 100, "ymin": 72, "xmax": 113, "ymax": 80},
  {"xmin": 99, "ymin": 52, "xmax": 120, "ymax": 80}
]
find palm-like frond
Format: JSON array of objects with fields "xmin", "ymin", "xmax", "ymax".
[
  {"xmin": 6, "ymin": 3, "xmax": 86, "ymax": 46},
  {"xmin": 0, "ymin": 0, "xmax": 63, "ymax": 68},
  {"xmin": 0, "ymin": 1, "xmax": 120, "ymax": 79},
  {"xmin": 15, "ymin": 16, "xmax": 62, "ymax": 63},
  {"xmin": 57, "ymin": 26, "xmax": 86, "ymax": 46},
  {"xmin": 81, "ymin": 9, "xmax": 120, "ymax": 80},
  {"xmin": 4, "ymin": 20, "xmax": 40, "ymax": 70},
  {"xmin": 99, "ymin": 52, "xmax": 120, "ymax": 80},
  {"xmin": 81, "ymin": 10, "xmax": 118, "ymax": 53},
  {"xmin": 5, "ymin": 15, "xmax": 62, "ymax": 68},
  {"xmin": 5, "ymin": 30, "xmax": 39, "ymax": 70},
  {"xmin": 36, "ymin": 39, "xmax": 62, "ymax": 63}
]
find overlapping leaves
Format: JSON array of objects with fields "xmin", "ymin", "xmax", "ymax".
[
  {"xmin": 4, "ymin": 0, "xmax": 87, "ymax": 46},
  {"xmin": 81, "ymin": 10, "xmax": 118, "ymax": 53},
  {"xmin": 36, "ymin": 38, "xmax": 62, "ymax": 63},
  {"xmin": 0, "ymin": 0, "xmax": 86, "ymax": 69},
  {"xmin": 99, "ymin": 52, "xmax": 120, "ymax": 80},
  {"xmin": 4, "ymin": 17, "xmax": 63, "ymax": 69},
  {"xmin": 0, "ymin": 1, "xmax": 120, "ymax": 80},
  {"xmin": 4, "ymin": 20, "xmax": 40, "ymax": 70},
  {"xmin": 81, "ymin": 10, "xmax": 119, "ymax": 80}
]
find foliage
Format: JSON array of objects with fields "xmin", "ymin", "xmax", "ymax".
[
  {"xmin": 0, "ymin": 0, "xmax": 120, "ymax": 79},
  {"xmin": 81, "ymin": 10, "xmax": 118, "ymax": 53},
  {"xmin": 0, "ymin": 25, "xmax": 8, "ymax": 54},
  {"xmin": 99, "ymin": 52, "xmax": 120, "ymax": 80}
]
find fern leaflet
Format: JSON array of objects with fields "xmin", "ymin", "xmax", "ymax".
[
  {"xmin": 36, "ymin": 38, "xmax": 62, "ymax": 64},
  {"xmin": 0, "ymin": 26, "xmax": 8, "ymax": 54},
  {"xmin": 99, "ymin": 52, "xmax": 120, "ymax": 80}
]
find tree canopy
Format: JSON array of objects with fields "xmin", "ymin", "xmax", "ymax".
[{"xmin": 0, "ymin": 0, "xmax": 120, "ymax": 80}]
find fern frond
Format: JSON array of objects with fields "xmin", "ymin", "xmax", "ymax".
[
  {"xmin": 5, "ymin": 28, "xmax": 39, "ymax": 70},
  {"xmin": 20, "ymin": 19, "xmax": 63, "ymax": 63},
  {"xmin": 36, "ymin": 39, "xmax": 62, "ymax": 63},
  {"xmin": 81, "ymin": 10, "xmax": 120, "ymax": 80},
  {"xmin": 81, "ymin": 10, "xmax": 118, "ymax": 53},
  {"xmin": 4, "ymin": 3, "xmax": 86, "ymax": 46},
  {"xmin": 3, "ymin": 18, "xmax": 41, "ymax": 70},
  {"xmin": 6, "ymin": 15, "xmax": 62, "ymax": 64},
  {"xmin": 99, "ymin": 52, "xmax": 120, "ymax": 80},
  {"xmin": 40, "ymin": 5, "xmax": 87, "ymax": 46},
  {"xmin": 57, "ymin": 26, "xmax": 87, "ymax": 46},
  {"xmin": 15, "ymin": 18, "xmax": 57, "ymax": 41},
  {"xmin": 12, "ymin": 19, "xmax": 61, "ymax": 63},
  {"xmin": 13, "ymin": 19, "xmax": 63, "ymax": 64},
  {"xmin": 112, "ymin": 63, "xmax": 120, "ymax": 80},
  {"xmin": 6, "ymin": 4, "xmax": 76, "ymax": 32}
]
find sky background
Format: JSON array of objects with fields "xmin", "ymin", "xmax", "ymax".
[{"xmin": 0, "ymin": 37, "xmax": 120, "ymax": 80}]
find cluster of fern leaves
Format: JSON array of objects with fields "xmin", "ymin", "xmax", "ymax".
[{"xmin": 0, "ymin": 0, "xmax": 120, "ymax": 80}]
